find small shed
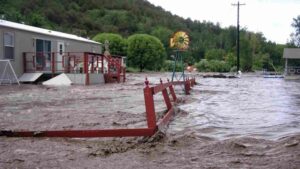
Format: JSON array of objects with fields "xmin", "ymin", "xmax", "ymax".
[{"xmin": 283, "ymin": 48, "xmax": 300, "ymax": 79}]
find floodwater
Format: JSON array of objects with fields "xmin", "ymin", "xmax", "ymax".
[
  {"xmin": 0, "ymin": 73, "xmax": 299, "ymax": 169},
  {"xmin": 171, "ymin": 74, "xmax": 300, "ymax": 140}
]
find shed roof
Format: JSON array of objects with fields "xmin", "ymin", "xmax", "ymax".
[
  {"xmin": 283, "ymin": 48, "xmax": 300, "ymax": 59},
  {"xmin": 0, "ymin": 19, "xmax": 100, "ymax": 45}
]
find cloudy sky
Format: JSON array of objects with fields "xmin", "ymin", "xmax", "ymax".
[{"xmin": 147, "ymin": 0, "xmax": 300, "ymax": 44}]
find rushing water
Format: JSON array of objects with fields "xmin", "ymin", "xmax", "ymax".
[{"xmin": 170, "ymin": 74, "xmax": 300, "ymax": 140}]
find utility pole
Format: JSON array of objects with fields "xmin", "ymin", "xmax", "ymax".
[{"xmin": 232, "ymin": 1, "xmax": 245, "ymax": 72}]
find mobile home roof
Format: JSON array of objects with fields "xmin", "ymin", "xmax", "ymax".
[
  {"xmin": 0, "ymin": 19, "xmax": 100, "ymax": 45},
  {"xmin": 283, "ymin": 48, "xmax": 300, "ymax": 59}
]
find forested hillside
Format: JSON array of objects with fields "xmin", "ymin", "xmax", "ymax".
[{"xmin": 0, "ymin": 0, "xmax": 286, "ymax": 71}]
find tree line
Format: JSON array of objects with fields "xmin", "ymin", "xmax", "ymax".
[{"xmin": 1, "ymin": 0, "xmax": 297, "ymax": 72}]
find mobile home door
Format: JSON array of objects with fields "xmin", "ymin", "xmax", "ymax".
[{"xmin": 36, "ymin": 39, "xmax": 51, "ymax": 71}]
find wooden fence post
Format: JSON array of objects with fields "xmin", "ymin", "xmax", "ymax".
[
  {"xmin": 143, "ymin": 78, "xmax": 157, "ymax": 129},
  {"xmin": 168, "ymin": 79, "xmax": 177, "ymax": 102},
  {"xmin": 161, "ymin": 79, "xmax": 172, "ymax": 110}
]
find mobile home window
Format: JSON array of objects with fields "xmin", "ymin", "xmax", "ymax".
[{"xmin": 3, "ymin": 32, "xmax": 14, "ymax": 60}]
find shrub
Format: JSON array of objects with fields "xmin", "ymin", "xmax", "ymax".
[
  {"xmin": 93, "ymin": 33, "xmax": 127, "ymax": 55},
  {"xmin": 205, "ymin": 49, "xmax": 226, "ymax": 61},
  {"xmin": 195, "ymin": 59, "xmax": 210, "ymax": 72},
  {"xmin": 195, "ymin": 59, "xmax": 231, "ymax": 72},
  {"xmin": 163, "ymin": 60, "xmax": 184, "ymax": 72},
  {"xmin": 126, "ymin": 66, "xmax": 139, "ymax": 73},
  {"xmin": 127, "ymin": 34, "xmax": 166, "ymax": 72}
]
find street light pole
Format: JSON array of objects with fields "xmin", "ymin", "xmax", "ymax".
[{"xmin": 232, "ymin": 1, "xmax": 245, "ymax": 72}]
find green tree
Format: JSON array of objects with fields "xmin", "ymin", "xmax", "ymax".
[
  {"xmin": 205, "ymin": 49, "xmax": 226, "ymax": 60},
  {"xmin": 224, "ymin": 52, "xmax": 236, "ymax": 67},
  {"xmin": 290, "ymin": 15, "xmax": 300, "ymax": 47},
  {"xmin": 127, "ymin": 34, "xmax": 166, "ymax": 71},
  {"xmin": 195, "ymin": 59, "xmax": 230, "ymax": 72},
  {"xmin": 150, "ymin": 26, "xmax": 173, "ymax": 48},
  {"xmin": 27, "ymin": 12, "xmax": 48, "ymax": 27},
  {"xmin": 93, "ymin": 33, "xmax": 127, "ymax": 55},
  {"xmin": 240, "ymin": 37, "xmax": 253, "ymax": 71}
]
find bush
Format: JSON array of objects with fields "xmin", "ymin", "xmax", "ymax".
[
  {"xmin": 93, "ymin": 33, "xmax": 127, "ymax": 55},
  {"xmin": 126, "ymin": 66, "xmax": 139, "ymax": 73},
  {"xmin": 163, "ymin": 60, "xmax": 184, "ymax": 72},
  {"xmin": 195, "ymin": 59, "xmax": 231, "ymax": 72},
  {"xmin": 230, "ymin": 66, "xmax": 237, "ymax": 72},
  {"xmin": 205, "ymin": 49, "xmax": 226, "ymax": 61},
  {"xmin": 127, "ymin": 34, "xmax": 166, "ymax": 72},
  {"xmin": 224, "ymin": 52, "xmax": 236, "ymax": 67},
  {"xmin": 195, "ymin": 59, "xmax": 210, "ymax": 72}
]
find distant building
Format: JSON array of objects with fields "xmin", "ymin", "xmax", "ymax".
[{"xmin": 283, "ymin": 48, "xmax": 300, "ymax": 79}]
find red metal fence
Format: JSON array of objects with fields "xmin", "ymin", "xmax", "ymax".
[
  {"xmin": 23, "ymin": 52, "xmax": 126, "ymax": 84},
  {"xmin": 0, "ymin": 78, "xmax": 196, "ymax": 138}
]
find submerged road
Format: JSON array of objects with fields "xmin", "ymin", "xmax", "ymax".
[{"xmin": 171, "ymin": 74, "xmax": 300, "ymax": 140}]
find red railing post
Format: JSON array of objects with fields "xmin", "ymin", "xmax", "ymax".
[
  {"xmin": 185, "ymin": 78, "xmax": 190, "ymax": 95},
  {"xmin": 84, "ymin": 52, "xmax": 90, "ymax": 85},
  {"xmin": 91, "ymin": 55, "xmax": 94, "ymax": 74},
  {"xmin": 123, "ymin": 67, "xmax": 126, "ymax": 82},
  {"xmin": 143, "ymin": 78, "xmax": 157, "ymax": 129},
  {"xmin": 160, "ymin": 79, "xmax": 172, "ymax": 110},
  {"xmin": 51, "ymin": 52, "xmax": 55, "ymax": 77},
  {"xmin": 23, "ymin": 53, "xmax": 27, "ymax": 73},
  {"xmin": 32, "ymin": 54, "xmax": 35, "ymax": 71},
  {"xmin": 60, "ymin": 53, "xmax": 64, "ymax": 72},
  {"xmin": 168, "ymin": 79, "xmax": 177, "ymax": 102},
  {"xmin": 72, "ymin": 55, "xmax": 76, "ymax": 73},
  {"xmin": 193, "ymin": 78, "xmax": 195, "ymax": 86},
  {"xmin": 191, "ymin": 77, "xmax": 195, "ymax": 87},
  {"xmin": 118, "ymin": 60, "xmax": 121, "ymax": 83},
  {"xmin": 96, "ymin": 56, "xmax": 99, "ymax": 73},
  {"xmin": 188, "ymin": 77, "xmax": 191, "ymax": 93},
  {"xmin": 108, "ymin": 57, "xmax": 111, "ymax": 82},
  {"xmin": 66, "ymin": 52, "xmax": 70, "ymax": 73},
  {"xmin": 101, "ymin": 55, "xmax": 104, "ymax": 73}
]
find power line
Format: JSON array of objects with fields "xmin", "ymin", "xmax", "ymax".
[{"xmin": 232, "ymin": 1, "xmax": 245, "ymax": 72}]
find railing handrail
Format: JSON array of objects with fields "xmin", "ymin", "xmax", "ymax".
[{"xmin": 23, "ymin": 51, "xmax": 126, "ymax": 83}]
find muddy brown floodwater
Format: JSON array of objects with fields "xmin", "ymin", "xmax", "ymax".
[{"xmin": 0, "ymin": 72, "xmax": 299, "ymax": 169}]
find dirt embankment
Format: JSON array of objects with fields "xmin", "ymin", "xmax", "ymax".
[{"xmin": 0, "ymin": 131, "xmax": 299, "ymax": 169}]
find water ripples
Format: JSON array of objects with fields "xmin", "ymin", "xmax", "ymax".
[{"xmin": 169, "ymin": 75, "xmax": 300, "ymax": 140}]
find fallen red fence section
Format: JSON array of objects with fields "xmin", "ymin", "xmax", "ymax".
[{"xmin": 0, "ymin": 77, "xmax": 196, "ymax": 138}]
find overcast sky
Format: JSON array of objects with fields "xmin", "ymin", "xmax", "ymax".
[{"xmin": 147, "ymin": 0, "xmax": 300, "ymax": 44}]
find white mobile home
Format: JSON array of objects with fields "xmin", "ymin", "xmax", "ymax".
[{"xmin": 0, "ymin": 19, "xmax": 106, "ymax": 84}]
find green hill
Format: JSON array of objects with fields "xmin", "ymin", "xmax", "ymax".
[{"xmin": 0, "ymin": 0, "xmax": 285, "ymax": 71}]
